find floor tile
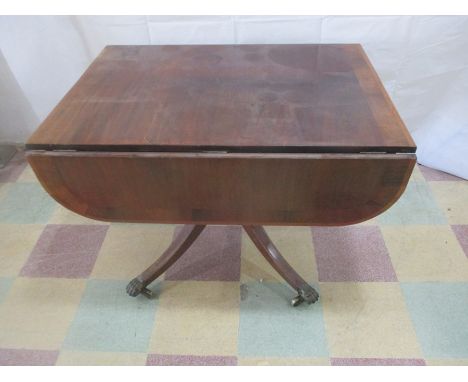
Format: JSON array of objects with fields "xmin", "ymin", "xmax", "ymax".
[
  {"xmin": 49, "ymin": 204, "xmax": 108, "ymax": 225},
  {"xmin": 0, "ymin": 183, "xmax": 11, "ymax": 200},
  {"xmin": 430, "ymin": 182, "xmax": 468, "ymax": 224},
  {"xmin": 16, "ymin": 165, "xmax": 39, "ymax": 183},
  {"xmin": 321, "ymin": 282, "xmax": 422, "ymax": 358},
  {"xmin": 238, "ymin": 357, "xmax": 330, "ymax": 365},
  {"xmin": 147, "ymin": 354, "xmax": 237, "ymax": 366},
  {"xmin": 238, "ymin": 282, "xmax": 328, "ymax": 357},
  {"xmin": 0, "ymin": 154, "xmax": 26, "ymax": 182},
  {"xmin": 241, "ymin": 226, "xmax": 317, "ymax": 283},
  {"xmin": 56, "ymin": 351, "xmax": 147, "ymax": 366},
  {"xmin": 382, "ymin": 226, "xmax": 468, "ymax": 281},
  {"xmin": 165, "ymin": 225, "xmax": 241, "ymax": 281},
  {"xmin": 0, "ymin": 151, "xmax": 465, "ymax": 365},
  {"xmin": 0, "ymin": 278, "xmax": 86, "ymax": 350},
  {"xmin": 20, "ymin": 225, "xmax": 109, "ymax": 278},
  {"xmin": 419, "ymin": 165, "xmax": 464, "ymax": 182},
  {"xmin": 63, "ymin": 279, "xmax": 158, "ymax": 353},
  {"xmin": 401, "ymin": 282, "xmax": 468, "ymax": 358},
  {"xmin": 409, "ymin": 165, "xmax": 426, "ymax": 182},
  {"xmin": 0, "ymin": 278, "xmax": 13, "ymax": 304},
  {"xmin": 452, "ymin": 225, "xmax": 468, "ymax": 258},
  {"xmin": 331, "ymin": 357, "xmax": 425, "ymax": 366},
  {"xmin": 0, "ymin": 183, "xmax": 57, "ymax": 224},
  {"xmin": 312, "ymin": 226, "xmax": 396, "ymax": 282},
  {"xmin": 149, "ymin": 281, "xmax": 239, "ymax": 356},
  {"xmin": 0, "ymin": 348, "xmax": 58, "ymax": 365},
  {"xmin": 91, "ymin": 224, "xmax": 174, "ymax": 279},
  {"xmin": 354, "ymin": 217, "xmax": 379, "ymax": 226},
  {"xmin": 378, "ymin": 181, "xmax": 446, "ymax": 225},
  {"xmin": 426, "ymin": 359, "xmax": 468, "ymax": 366},
  {"xmin": 0, "ymin": 224, "xmax": 44, "ymax": 277}
]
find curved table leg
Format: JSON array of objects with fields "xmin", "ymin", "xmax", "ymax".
[
  {"xmin": 243, "ymin": 225, "xmax": 319, "ymax": 306},
  {"xmin": 126, "ymin": 224, "xmax": 206, "ymax": 298}
]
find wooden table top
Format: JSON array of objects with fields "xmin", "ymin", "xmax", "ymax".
[{"xmin": 27, "ymin": 44, "xmax": 415, "ymax": 154}]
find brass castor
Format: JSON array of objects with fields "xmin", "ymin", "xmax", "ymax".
[
  {"xmin": 126, "ymin": 278, "xmax": 153, "ymax": 298},
  {"xmin": 291, "ymin": 294, "xmax": 305, "ymax": 307},
  {"xmin": 291, "ymin": 286, "xmax": 319, "ymax": 307}
]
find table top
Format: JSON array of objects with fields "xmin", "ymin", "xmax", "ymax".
[{"xmin": 27, "ymin": 44, "xmax": 415, "ymax": 154}]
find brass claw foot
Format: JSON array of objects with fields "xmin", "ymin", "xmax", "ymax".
[
  {"xmin": 243, "ymin": 225, "xmax": 319, "ymax": 308},
  {"xmin": 291, "ymin": 286, "xmax": 319, "ymax": 307},
  {"xmin": 125, "ymin": 225, "xmax": 206, "ymax": 300},
  {"xmin": 126, "ymin": 278, "xmax": 153, "ymax": 298},
  {"xmin": 128, "ymin": 224, "xmax": 320, "ymax": 308},
  {"xmin": 291, "ymin": 294, "xmax": 305, "ymax": 307}
]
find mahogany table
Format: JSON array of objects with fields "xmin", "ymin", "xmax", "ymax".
[{"xmin": 26, "ymin": 44, "xmax": 416, "ymax": 307}]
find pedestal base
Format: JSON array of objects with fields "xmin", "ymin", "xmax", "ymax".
[{"xmin": 126, "ymin": 225, "xmax": 319, "ymax": 307}]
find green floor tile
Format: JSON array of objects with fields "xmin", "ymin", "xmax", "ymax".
[
  {"xmin": 63, "ymin": 279, "xmax": 158, "ymax": 353},
  {"xmin": 238, "ymin": 282, "xmax": 328, "ymax": 357}
]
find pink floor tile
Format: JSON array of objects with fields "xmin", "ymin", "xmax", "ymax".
[
  {"xmin": 419, "ymin": 165, "xmax": 464, "ymax": 182},
  {"xmin": 165, "ymin": 225, "xmax": 241, "ymax": 281},
  {"xmin": 147, "ymin": 354, "xmax": 237, "ymax": 366},
  {"xmin": 0, "ymin": 152, "xmax": 26, "ymax": 182},
  {"xmin": 311, "ymin": 226, "xmax": 397, "ymax": 282},
  {"xmin": 20, "ymin": 224, "xmax": 109, "ymax": 278},
  {"xmin": 331, "ymin": 357, "xmax": 425, "ymax": 366},
  {"xmin": 452, "ymin": 225, "xmax": 468, "ymax": 258},
  {"xmin": 0, "ymin": 348, "xmax": 58, "ymax": 365}
]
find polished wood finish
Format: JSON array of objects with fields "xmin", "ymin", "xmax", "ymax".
[
  {"xmin": 25, "ymin": 44, "xmax": 417, "ymax": 306},
  {"xmin": 126, "ymin": 224, "xmax": 319, "ymax": 305},
  {"xmin": 126, "ymin": 224, "xmax": 206, "ymax": 297},
  {"xmin": 243, "ymin": 225, "xmax": 319, "ymax": 304},
  {"xmin": 27, "ymin": 151, "xmax": 415, "ymax": 226},
  {"xmin": 26, "ymin": 44, "xmax": 415, "ymax": 154}
]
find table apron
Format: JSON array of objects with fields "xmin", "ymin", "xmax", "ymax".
[{"xmin": 26, "ymin": 151, "xmax": 416, "ymax": 226}]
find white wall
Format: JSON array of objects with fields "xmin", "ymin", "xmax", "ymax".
[{"xmin": 0, "ymin": 15, "xmax": 467, "ymax": 178}]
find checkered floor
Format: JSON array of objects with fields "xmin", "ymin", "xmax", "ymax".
[{"xmin": 0, "ymin": 150, "xmax": 467, "ymax": 366}]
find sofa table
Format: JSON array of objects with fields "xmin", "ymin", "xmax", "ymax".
[{"xmin": 26, "ymin": 44, "xmax": 416, "ymax": 306}]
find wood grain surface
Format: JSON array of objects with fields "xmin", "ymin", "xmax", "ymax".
[
  {"xmin": 27, "ymin": 151, "xmax": 415, "ymax": 226},
  {"xmin": 26, "ymin": 44, "xmax": 415, "ymax": 154}
]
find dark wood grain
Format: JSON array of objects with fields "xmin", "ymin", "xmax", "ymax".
[
  {"xmin": 25, "ymin": 44, "xmax": 418, "ymax": 305},
  {"xmin": 125, "ymin": 223, "xmax": 319, "ymax": 305},
  {"xmin": 243, "ymin": 225, "xmax": 319, "ymax": 304},
  {"xmin": 27, "ymin": 151, "xmax": 415, "ymax": 226},
  {"xmin": 26, "ymin": 44, "xmax": 415, "ymax": 154},
  {"xmin": 126, "ymin": 224, "xmax": 206, "ymax": 297}
]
